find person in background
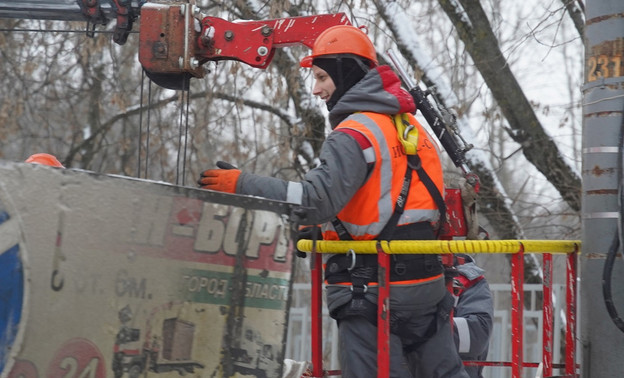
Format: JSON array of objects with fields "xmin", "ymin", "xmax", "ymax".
[
  {"xmin": 446, "ymin": 253, "xmax": 494, "ymax": 378},
  {"xmin": 198, "ymin": 24, "xmax": 468, "ymax": 378},
  {"xmin": 25, "ymin": 153, "xmax": 64, "ymax": 168}
]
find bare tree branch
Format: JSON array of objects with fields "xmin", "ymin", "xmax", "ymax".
[
  {"xmin": 561, "ymin": 0, "xmax": 585, "ymax": 39},
  {"xmin": 373, "ymin": 0, "xmax": 523, "ymax": 239},
  {"xmin": 438, "ymin": 0, "xmax": 581, "ymax": 212},
  {"xmin": 65, "ymin": 90, "xmax": 295, "ymax": 167},
  {"xmin": 230, "ymin": 1, "xmax": 329, "ymax": 174}
]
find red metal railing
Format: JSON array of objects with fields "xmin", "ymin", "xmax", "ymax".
[{"xmin": 299, "ymin": 239, "xmax": 580, "ymax": 378}]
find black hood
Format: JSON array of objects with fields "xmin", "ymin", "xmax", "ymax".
[
  {"xmin": 313, "ymin": 57, "xmax": 369, "ymax": 111},
  {"xmin": 326, "ymin": 66, "xmax": 417, "ymax": 128}
]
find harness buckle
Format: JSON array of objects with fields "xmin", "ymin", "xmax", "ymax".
[
  {"xmin": 346, "ymin": 249, "xmax": 357, "ymax": 271},
  {"xmin": 350, "ymin": 284, "xmax": 368, "ymax": 294},
  {"xmin": 403, "ymin": 123, "xmax": 414, "ymax": 140},
  {"xmin": 408, "ymin": 155, "xmax": 422, "ymax": 170}
]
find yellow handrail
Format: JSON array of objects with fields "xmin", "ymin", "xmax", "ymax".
[{"xmin": 296, "ymin": 239, "xmax": 581, "ymax": 255}]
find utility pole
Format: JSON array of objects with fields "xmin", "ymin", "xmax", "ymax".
[{"xmin": 581, "ymin": 0, "xmax": 624, "ymax": 376}]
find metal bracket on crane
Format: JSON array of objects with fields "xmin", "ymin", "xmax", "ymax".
[
  {"xmin": 78, "ymin": 0, "xmax": 137, "ymax": 44},
  {"xmin": 110, "ymin": 0, "xmax": 136, "ymax": 45},
  {"xmin": 78, "ymin": 0, "xmax": 108, "ymax": 37}
]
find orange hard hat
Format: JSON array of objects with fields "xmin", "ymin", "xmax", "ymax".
[
  {"xmin": 300, "ymin": 25, "xmax": 378, "ymax": 68},
  {"xmin": 25, "ymin": 153, "xmax": 64, "ymax": 168}
]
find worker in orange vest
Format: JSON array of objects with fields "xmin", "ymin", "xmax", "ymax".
[
  {"xmin": 199, "ymin": 25, "xmax": 468, "ymax": 378},
  {"xmin": 25, "ymin": 153, "xmax": 64, "ymax": 168}
]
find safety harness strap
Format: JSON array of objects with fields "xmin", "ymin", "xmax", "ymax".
[
  {"xmin": 325, "ymin": 253, "xmax": 442, "ymax": 284},
  {"xmin": 329, "ymin": 164, "xmax": 411, "ymax": 241},
  {"xmin": 377, "ymin": 165, "xmax": 412, "ymax": 240},
  {"xmin": 331, "ymin": 154, "xmax": 446, "ymax": 242},
  {"xmin": 408, "ymin": 154, "xmax": 447, "ymax": 231},
  {"xmin": 331, "ymin": 217, "xmax": 354, "ymax": 240}
]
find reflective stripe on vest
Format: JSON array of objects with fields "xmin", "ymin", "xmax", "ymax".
[{"xmin": 322, "ymin": 112, "xmax": 442, "ymax": 240}]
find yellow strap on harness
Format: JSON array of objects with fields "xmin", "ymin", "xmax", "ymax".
[{"xmin": 393, "ymin": 113, "xmax": 419, "ymax": 155}]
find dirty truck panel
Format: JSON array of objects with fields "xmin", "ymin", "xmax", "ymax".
[{"xmin": 0, "ymin": 161, "xmax": 295, "ymax": 378}]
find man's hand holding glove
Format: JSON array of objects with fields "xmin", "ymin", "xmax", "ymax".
[{"xmin": 198, "ymin": 161, "xmax": 241, "ymax": 193}]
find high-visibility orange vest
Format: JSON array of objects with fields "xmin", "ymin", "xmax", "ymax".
[{"xmin": 322, "ymin": 112, "xmax": 444, "ymax": 240}]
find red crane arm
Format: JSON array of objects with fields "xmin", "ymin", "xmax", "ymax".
[{"xmin": 138, "ymin": 2, "xmax": 350, "ymax": 88}]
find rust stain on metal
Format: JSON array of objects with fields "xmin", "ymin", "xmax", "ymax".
[
  {"xmin": 589, "ymin": 38, "xmax": 624, "ymax": 55},
  {"xmin": 586, "ymin": 253, "xmax": 624, "ymax": 260},
  {"xmin": 585, "ymin": 111, "xmax": 624, "ymax": 118},
  {"xmin": 589, "ymin": 165, "xmax": 615, "ymax": 177},
  {"xmin": 585, "ymin": 189, "xmax": 618, "ymax": 195},
  {"xmin": 586, "ymin": 38, "xmax": 624, "ymax": 82},
  {"xmin": 379, "ymin": 266, "xmax": 388, "ymax": 289},
  {"xmin": 585, "ymin": 253, "xmax": 607, "ymax": 259},
  {"xmin": 586, "ymin": 13, "xmax": 624, "ymax": 26}
]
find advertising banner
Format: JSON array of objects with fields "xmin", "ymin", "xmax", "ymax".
[{"xmin": 0, "ymin": 161, "xmax": 296, "ymax": 378}]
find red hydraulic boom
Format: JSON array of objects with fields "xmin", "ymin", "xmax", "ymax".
[{"xmin": 137, "ymin": 2, "xmax": 350, "ymax": 89}]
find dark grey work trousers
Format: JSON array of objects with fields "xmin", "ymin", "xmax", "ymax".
[{"xmin": 327, "ymin": 276, "xmax": 469, "ymax": 378}]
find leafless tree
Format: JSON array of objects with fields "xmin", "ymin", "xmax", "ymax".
[{"xmin": 0, "ymin": 0, "xmax": 583, "ymax": 240}]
